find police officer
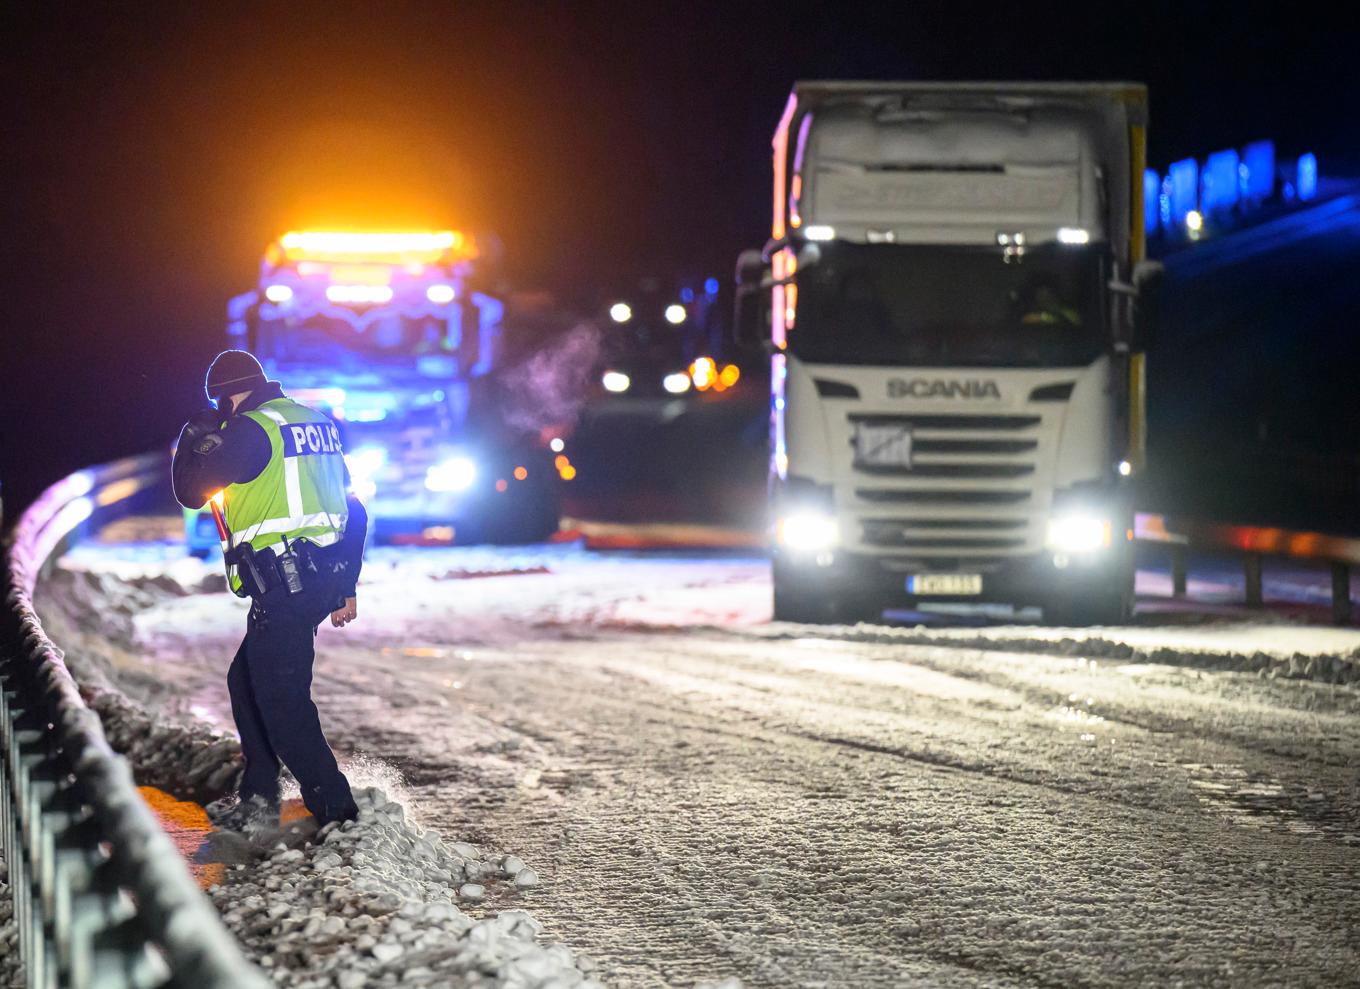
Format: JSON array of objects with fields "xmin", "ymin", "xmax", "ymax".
[{"xmin": 173, "ymin": 350, "xmax": 366, "ymax": 829}]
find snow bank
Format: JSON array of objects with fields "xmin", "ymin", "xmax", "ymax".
[
  {"xmin": 32, "ymin": 560, "xmax": 604, "ymax": 988},
  {"xmin": 738, "ymin": 619, "xmax": 1360, "ymax": 685},
  {"xmin": 212, "ymin": 787, "xmax": 599, "ymax": 989}
]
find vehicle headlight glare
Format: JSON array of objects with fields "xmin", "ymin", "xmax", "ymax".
[
  {"xmin": 425, "ymin": 456, "xmax": 477, "ymax": 493},
  {"xmin": 777, "ymin": 513, "xmax": 840, "ymax": 552},
  {"xmin": 602, "ymin": 371, "xmax": 631, "ymax": 393},
  {"xmin": 346, "ymin": 446, "xmax": 387, "ymax": 477},
  {"xmin": 1046, "ymin": 515, "xmax": 1112, "ymax": 553},
  {"xmin": 663, "ymin": 372, "xmax": 691, "ymax": 394}
]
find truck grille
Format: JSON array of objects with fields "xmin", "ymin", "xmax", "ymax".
[{"xmin": 843, "ymin": 410, "xmax": 1052, "ymax": 557}]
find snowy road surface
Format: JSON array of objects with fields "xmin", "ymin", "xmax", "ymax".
[{"xmin": 47, "ymin": 531, "xmax": 1360, "ymax": 988}]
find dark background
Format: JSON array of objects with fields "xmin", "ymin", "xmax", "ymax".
[{"xmin": 4, "ymin": 1, "xmax": 1358, "ymax": 514}]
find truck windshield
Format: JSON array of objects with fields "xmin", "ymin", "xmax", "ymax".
[
  {"xmin": 791, "ymin": 242, "xmax": 1107, "ymax": 368},
  {"xmin": 256, "ymin": 312, "xmax": 451, "ymax": 368}
]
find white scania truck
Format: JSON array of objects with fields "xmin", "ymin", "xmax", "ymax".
[{"xmin": 735, "ymin": 82, "xmax": 1162, "ymax": 624}]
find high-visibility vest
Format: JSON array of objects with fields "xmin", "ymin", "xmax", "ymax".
[{"xmin": 222, "ymin": 397, "xmax": 348, "ymax": 594}]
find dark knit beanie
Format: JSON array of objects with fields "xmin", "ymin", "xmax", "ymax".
[{"xmin": 205, "ymin": 350, "xmax": 268, "ymax": 402}]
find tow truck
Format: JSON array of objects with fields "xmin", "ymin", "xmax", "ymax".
[{"xmin": 185, "ymin": 230, "xmax": 559, "ymax": 553}]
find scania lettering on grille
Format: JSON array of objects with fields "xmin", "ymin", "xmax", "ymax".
[
  {"xmin": 888, "ymin": 379, "xmax": 1002, "ymax": 400},
  {"xmin": 283, "ymin": 422, "xmax": 344, "ymax": 457}
]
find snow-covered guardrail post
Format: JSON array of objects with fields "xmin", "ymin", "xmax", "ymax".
[{"xmin": 1, "ymin": 453, "xmax": 270, "ymax": 989}]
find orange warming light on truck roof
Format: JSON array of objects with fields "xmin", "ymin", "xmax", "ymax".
[{"xmin": 278, "ymin": 231, "xmax": 473, "ymax": 264}]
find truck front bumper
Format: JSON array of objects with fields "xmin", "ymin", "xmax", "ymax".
[{"xmin": 773, "ymin": 545, "xmax": 1131, "ymax": 610}]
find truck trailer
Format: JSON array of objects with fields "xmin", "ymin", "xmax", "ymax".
[
  {"xmin": 735, "ymin": 82, "xmax": 1162, "ymax": 624},
  {"xmin": 185, "ymin": 230, "xmax": 559, "ymax": 553}
]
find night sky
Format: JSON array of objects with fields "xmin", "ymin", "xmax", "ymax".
[{"xmin": 4, "ymin": 1, "xmax": 1357, "ymax": 508}]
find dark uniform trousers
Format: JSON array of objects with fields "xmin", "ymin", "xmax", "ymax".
[{"xmin": 226, "ymin": 567, "xmax": 359, "ymax": 824}]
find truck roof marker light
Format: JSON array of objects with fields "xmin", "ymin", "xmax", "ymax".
[
  {"xmin": 549, "ymin": 437, "xmax": 565, "ymax": 453},
  {"xmin": 1057, "ymin": 227, "xmax": 1090, "ymax": 245},
  {"xmin": 803, "ymin": 225, "xmax": 835, "ymax": 242},
  {"xmin": 265, "ymin": 284, "xmax": 294, "ymax": 303},
  {"xmin": 426, "ymin": 284, "xmax": 456, "ymax": 304},
  {"xmin": 513, "ymin": 466, "xmax": 528, "ymax": 481},
  {"xmin": 279, "ymin": 230, "xmax": 469, "ymax": 264},
  {"xmin": 665, "ymin": 304, "xmax": 687, "ymax": 325},
  {"xmin": 719, "ymin": 364, "xmax": 740, "ymax": 388},
  {"xmin": 560, "ymin": 465, "xmax": 577, "ymax": 481},
  {"xmin": 609, "ymin": 302, "xmax": 633, "ymax": 324},
  {"xmin": 326, "ymin": 284, "xmax": 394, "ymax": 305}
]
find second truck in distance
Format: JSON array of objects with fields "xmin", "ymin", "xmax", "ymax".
[{"xmin": 187, "ymin": 229, "xmax": 559, "ymax": 553}]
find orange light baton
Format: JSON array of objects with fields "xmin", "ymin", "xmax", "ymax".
[{"xmin": 208, "ymin": 491, "xmax": 229, "ymax": 542}]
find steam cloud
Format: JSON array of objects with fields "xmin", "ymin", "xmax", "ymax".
[{"xmin": 498, "ymin": 322, "xmax": 604, "ymax": 433}]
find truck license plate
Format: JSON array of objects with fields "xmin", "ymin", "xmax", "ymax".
[{"xmin": 908, "ymin": 574, "xmax": 983, "ymax": 596}]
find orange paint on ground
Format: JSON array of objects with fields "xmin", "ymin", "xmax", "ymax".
[
  {"xmin": 139, "ymin": 787, "xmax": 317, "ymax": 890},
  {"xmin": 280, "ymin": 798, "xmax": 311, "ymax": 825},
  {"xmin": 138, "ymin": 786, "xmax": 226, "ymax": 889}
]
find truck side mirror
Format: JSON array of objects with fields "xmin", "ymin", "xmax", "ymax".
[
  {"xmin": 1131, "ymin": 260, "xmax": 1164, "ymax": 351},
  {"xmin": 733, "ymin": 248, "xmax": 770, "ymax": 350}
]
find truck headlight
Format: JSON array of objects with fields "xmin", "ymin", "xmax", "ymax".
[
  {"xmin": 602, "ymin": 371, "xmax": 631, "ymax": 393},
  {"xmin": 345, "ymin": 446, "xmax": 387, "ymax": 502},
  {"xmin": 776, "ymin": 512, "xmax": 840, "ymax": 552},
  {"xmin": 426, "ymin": 456, "xmax": 478, "ymax": 493},
  {"xmin": 1046, "ymin": 514, "xmax": 1113, "ymax": 553},
  {"xmin": 662, "ymin": 372, "xmax": 691, "ymax": 394}
]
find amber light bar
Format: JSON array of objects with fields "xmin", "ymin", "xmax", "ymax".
[{"xmin": 277, "ymin": 230, "xmax": 473, "ymax": 264}]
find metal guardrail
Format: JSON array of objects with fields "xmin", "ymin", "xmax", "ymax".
[
  {"xmin": 1136, "ymin": 512, "xmax": 1357, "ymax": 624},
  {"xmin": 1, "ymin": 453, "xmax": 269, "ymax": 989}
]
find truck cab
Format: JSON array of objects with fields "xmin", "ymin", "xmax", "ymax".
[
  {"xmin": 736, "ymin": 83, "xmax": 1161, "ymax": 624},
  {"xmin": 185, "ymin": 230, "xmax": 558, "ymax": 553}
]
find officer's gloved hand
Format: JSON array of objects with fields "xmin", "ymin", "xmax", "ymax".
[{"xmin": 182, "ymin": 408, "xmax": 223, "ymax": 443}]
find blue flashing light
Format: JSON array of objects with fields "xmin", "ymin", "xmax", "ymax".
[
  {"xmin": 349, "ymin": 409, "xmax": 388, "ymax": 423},
  {"xmin": 1159, "ymin": 175, "xmax": 1173, "ymax": 229},
  {"xmin": 1168, "ymin": 158, "xmax": 1198, "ymax": 224},
  {"xmin": 1143, "ymin": 170, "xmax": 1160, "ymax": 235},
  {"xmin": 680, "ymin": 287, "xmax": 695, "ymax": 303},
  {"xmin": 704, "ymin": 277, "xmax": 720, "ymax": 295},
  {"xmin": 1200, "ymin": 149, "xmax": 1240, "ymax": 214},
  {"xmin": 417, "ymin": 355, "xmax": 457, "ymax": 379},
  {"xmin": 1297, "ymin": 153, "xmax": 1318, "ymax": 202}
]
